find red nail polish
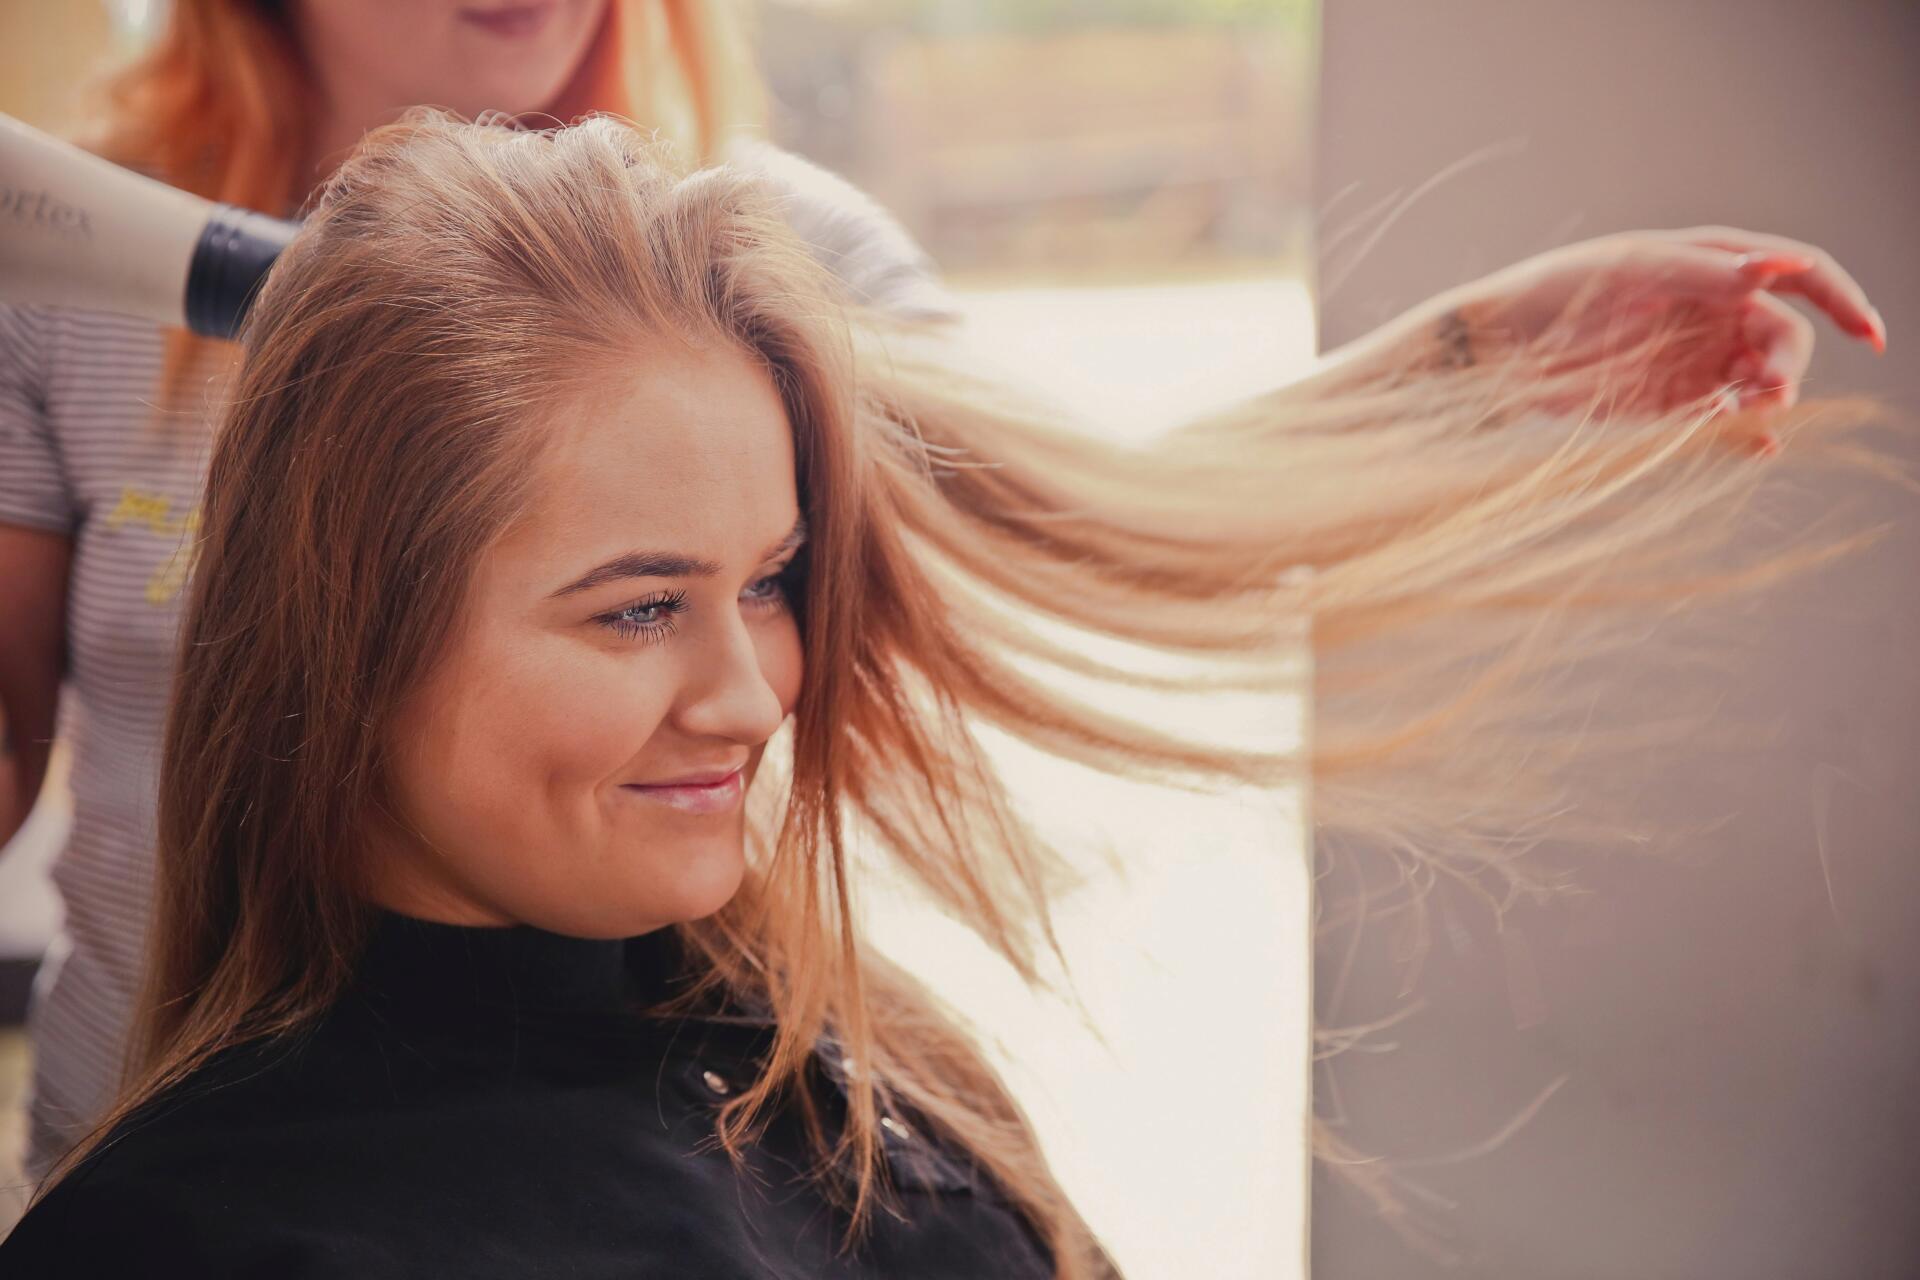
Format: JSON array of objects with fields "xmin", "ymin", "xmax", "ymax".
[{"xmin": 1738, "ymin": 252, "xmax": 1813, "ymax": 277}]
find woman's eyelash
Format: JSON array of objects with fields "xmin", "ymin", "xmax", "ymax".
[
  {"xmin": 597, "ymin": 589, "xmax": 687, "ymax": 642},
  {"xmin": 594, "ymin": 572, "xmax": 792, "ymax": 643}
]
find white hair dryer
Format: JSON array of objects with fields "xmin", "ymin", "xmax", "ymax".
[{"xmin": 0, "ymin": 112, "xmax": 296, "ymax": 338}]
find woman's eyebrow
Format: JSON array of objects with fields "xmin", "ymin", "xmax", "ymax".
[{"xmin": 550, "ymin": 515, "xmax": 808, "ymax": 598}]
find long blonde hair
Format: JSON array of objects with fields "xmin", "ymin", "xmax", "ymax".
[{"xmin": 36, "ymin": 111, "xmax": 1910, "ymax": 1276}]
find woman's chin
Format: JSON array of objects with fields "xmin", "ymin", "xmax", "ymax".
[
  {"xmin": 659, "ymin": 838, "xmax": 749, "ymax": 925},
  {"xmin": 603, "ymin": 833, "xmax": 749, "ymax": 934}
]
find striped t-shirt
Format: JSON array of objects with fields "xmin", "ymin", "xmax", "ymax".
[
  {"xmin": 0, "ymin": 136, "xmax": 960, "ymax": 1177},
  {"xmin": 0, "ymin": 305, "xmax": 216, "ymax": 1175}
]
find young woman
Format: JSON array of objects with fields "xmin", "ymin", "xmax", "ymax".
[
  {"xmin": 0, "ymin": 0, "xmax": 1892, "ymax": 1240},
  {"xmin": 0, "ymin": 0, "xmax": 958, "ymax": 1188},
  {"xmin": 0, "ymin": 108, "xmax": 1901, "ymax": 1274}
]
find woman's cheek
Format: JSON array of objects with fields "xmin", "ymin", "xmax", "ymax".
[{"xmin": 510, "ymin": 643, "xmax": 675, "ymax": 783}]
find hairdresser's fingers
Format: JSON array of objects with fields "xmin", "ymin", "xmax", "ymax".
[
  {"xmin": 1661, "ymin": 226, "xmax": 1884, "ymax": 352},
  {"xmin": 1728, "ymin": 293, "xmax": 1816, "ymax": 410},
  {"xmin": 1603, "ymin": 240, "xmax": 1811, "ymax": 307}
]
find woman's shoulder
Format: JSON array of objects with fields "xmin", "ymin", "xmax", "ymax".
[
  {"xmin": 0, "ymin": 1021, "xmax": 734, "ymax": 1277},
  {"xmin": 0, "ymin": 1153, "xmax": 405, "ymax": 1277},
  {"xmin": 0, "ymin": 1029, "xmax": 494, "ymax": 1276},
  {"xmin": 0, "ymin": 298, "xmax": 169, "ymax": 351},
  {"xmin": 0, "ymin": 298, "xmax": 171, "ymax": 437},
  {"xmin": 0, "ymin": 1053, "xmax": 394, "ymax": 1276},
  {"xmin": 13, "ymin": 1034, "xmax": 329, "ymax": 1186}
]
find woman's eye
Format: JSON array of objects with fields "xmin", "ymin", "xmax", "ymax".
[
  {"xmin": 593, "ymin": 573, "xmax": 790, "ymax": 644},
  {"xmin": 743, "ymin": 572, "xmax": 790, "ymax": 609},
  {"xmin": 596, "ymin": 590, "xmax": 688, "ymax": 643}
]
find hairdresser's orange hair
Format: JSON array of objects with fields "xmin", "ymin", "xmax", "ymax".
[{"xmin": 74, "ymin": 0, "xmax": 766, "ymax": 408}]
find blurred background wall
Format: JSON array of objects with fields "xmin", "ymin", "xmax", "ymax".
[
  {"xmin": 759, "ymin": 0, "xmax": 1312, "ymax": 282},
  {"xmin": 1312, "ymin": 4, "xmax": 1920, "ymax": 1277}
]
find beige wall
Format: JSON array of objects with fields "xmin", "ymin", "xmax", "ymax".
[
  {"xmin": 1312, "ymin": 3, "xmax": 1920, "ymax": 1277},
  {"xmin": 0, "ymin": 1, "xmax": 115, "ymax": 133}
]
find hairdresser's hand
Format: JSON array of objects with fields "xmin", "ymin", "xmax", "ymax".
[{"xmin": 1415, "ymin": 226, "xmax": 1885, "ymax": 449}]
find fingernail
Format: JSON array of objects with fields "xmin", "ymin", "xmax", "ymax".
[
  {"xmin": 1751, "ymin": 432, "xmax": 1780, "ymax": 459},
  {"xmin": 1870, "ymin": 306, "xmax": 1887, "ymax": 353},
  {"xmin": 1737, "ymin": 251, "xmax": 1814, "ymax": 275}
]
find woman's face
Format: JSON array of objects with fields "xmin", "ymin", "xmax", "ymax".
[
  {"xmin": 291, "ymin": 0, "xmax": 608, "ymax": 122},
  {"xmin": 370, "ymin": 339, "xmax": 807, "ymax": 938}
]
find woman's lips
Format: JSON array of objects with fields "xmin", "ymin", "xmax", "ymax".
[
  {"xmin": 457, "ymin": 4, "xmax": 558, "ymax": 38},
  {"xmin": 620, "ymin": 769, "xmax": 744, "ymax": 815}
]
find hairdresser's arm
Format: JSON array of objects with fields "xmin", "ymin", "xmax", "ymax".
[
  {"xmin": 728, "ymin": 137, "xmax": 965, "ymax": 327},
  {"xmin": 1285, "ymin": 294, "xmax": 1459, "ymax": 398},
  {"xmin": 0, "ymin": 523, "xmax": 67, "ymax": 848},
  {"xmin": 1298, "ymin": 225, "xmax": 1883, "ymax": 423}
]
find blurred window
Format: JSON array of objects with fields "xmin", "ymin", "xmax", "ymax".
[{"xmin": 763, "ymin": 4, "xmax": 1318, "ymax": 1275}]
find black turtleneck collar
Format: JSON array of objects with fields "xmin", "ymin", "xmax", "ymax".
[{"xmin": 349, "ymin": 908, "xmax": 697, "ymax": 1028}]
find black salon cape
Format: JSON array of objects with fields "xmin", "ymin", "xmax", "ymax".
[{"xmin": 0, "ymin": 912, "xmax": 1058, "ymax": 1277}]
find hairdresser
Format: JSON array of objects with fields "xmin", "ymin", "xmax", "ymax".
[{"xmin": 0, "ymin": 0, "xmax": 1886, "ymax": 1197}]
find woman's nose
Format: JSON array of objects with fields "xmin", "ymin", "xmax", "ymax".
[{"xmin": 672, "ymin": 613, "xmax": 790, "ymax": 745}]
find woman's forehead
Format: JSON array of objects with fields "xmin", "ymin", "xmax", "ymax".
[{"xmin": 501, "ymin": 344, "xmax": 800, "ymax": 568}]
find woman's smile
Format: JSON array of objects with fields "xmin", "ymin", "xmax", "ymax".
[
  {"xmin": 457, "ymin": 4, "xmax": 561, "ymax": 40},
  {"xmin": 618, "ymin": 765, "xmax": 746, "ymax": 815}
]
